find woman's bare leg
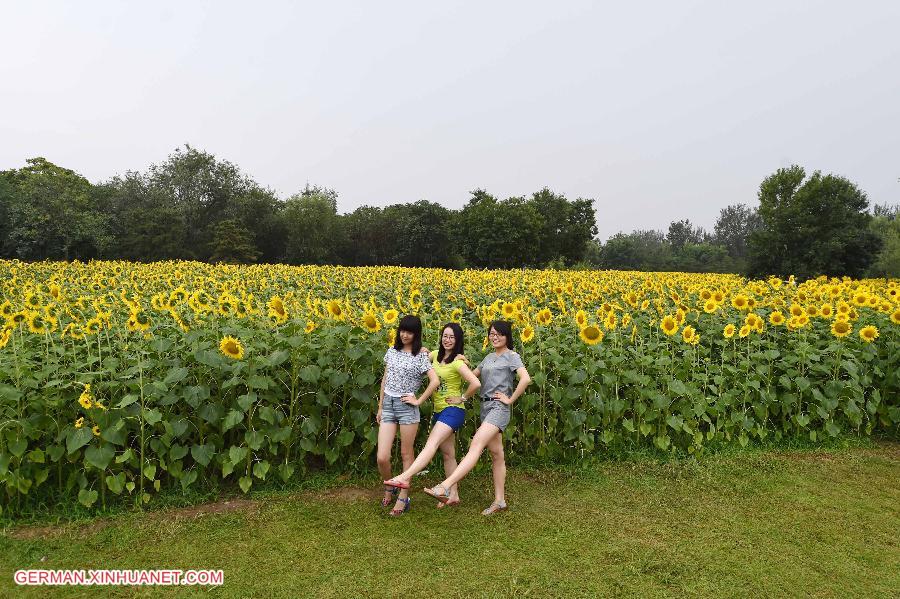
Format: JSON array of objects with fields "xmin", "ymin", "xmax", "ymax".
[
  {"xmin": 389, "ymin": 423, "xmax": 454, "ymax": 484},
  {"xmin": 394, "ymin": 423, "xmax": 418, "ymax": 507},
  {"xmin": 376, "ymin": 422, "xmax": 398, "ymax": 504},
  {"xmin": 485, "ymin": 430, "xmax": 506, "ymax": 504},
  {"xmin": 433, "ymin": 423, "xmax": 500, "ymax": 491},
  {"xmin": 439, "ymin": 433, "xmax": 460, "ymax": 501}
]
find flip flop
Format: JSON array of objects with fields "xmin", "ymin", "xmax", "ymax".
[
  {"xmin": 436, "ymin": 498, "xmax": 460, "ymax": 509},
  {"xmin": 423, "ymin": 485, "xmax": 451, "ymax": 503},
  {"xmin": 383, "ymin": 478, "xmax": 410, "ymax": 490}
]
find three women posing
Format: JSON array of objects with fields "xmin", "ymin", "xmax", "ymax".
[{"xmin": 382, "ymin": 319, "xmax": 531, "ymax": 516}]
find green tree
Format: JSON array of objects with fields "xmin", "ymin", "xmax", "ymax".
[
  {"xmin": 452, "ymin": 190, "xmax": 543, "ymax": 268},
  {"xmin": 868, "ymin": 204, "xmax": 900, "ymax": 278},
  {"xmin": 209, "ymin": 219, "xmax": 261, "ymax": 263},
  {"xmin": 712, "ymin": 203, "xmax": 761, "ymax": 267},
  {"xmin": 281, "ymin": 189, "xmax": 344, "ymax": 264},
  {"xmin": 666, "ymin": 219, "xmax": 705, "ymax": 251},
  {"xmin": 528, "ymin": 188, "xmax": 598, "ymax": 265},
  {"xmin": 748, "ymin": 165, "xmax": 882, "ymax": 280},
  {"xmin": 383, "ymin": 200, "xmax": 456, "ymax": 267},
  {"xmin": 338, "ymin": 205, "xmax": 394, "ymax": 266},
  {"xmin": 0, "ymin": 157, "xmax": 111, "ymax": 260},
  {"xmin": 598, "ymin": 230, "xmax": 671, "ymax": 271}
]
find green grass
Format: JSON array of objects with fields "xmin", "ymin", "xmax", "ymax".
[{"xmin": 1, "ymin": 442, "xmax": 898, "ymax": 598}]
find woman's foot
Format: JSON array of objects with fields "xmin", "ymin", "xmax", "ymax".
[
  {"xmin": 383, "ymin": 477, "xmax": 410, "ymax": 489},
  {"xmin": 481, "ymin": 501, "xmax": 507, "ymax": 516},
  {"xmin": 423, "ymin": 484, "xmax": 452, "ymax": 503},
  {"xmin": 381, "ymin": 485, "xmax": 399, "ymax": 507},
  {"xmin": 435, "ymin": 497, "xmax": 460, "ymax": 509},
  {"xmin": 389, "ymin": 497, "xmax": 411, "ymax": 516}
]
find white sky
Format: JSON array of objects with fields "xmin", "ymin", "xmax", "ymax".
[{"xmin": 1, "ymin": 1, "xmax": 898, "ymax": 240}]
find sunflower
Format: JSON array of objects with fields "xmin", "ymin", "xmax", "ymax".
[
  {"xmin": 769, "ymin": 311, "xmax": 785, "ymax": 326},
  {"xmin": 268, "ymin": 296, "xmax": 288, "ymax": 323},
  {"xmin": 681, "ymin": 326, "xmax": 697, "ymax": 344},
  {"xmin": 501, "ymin": 302, "xmax": 516, "ymax": 318},
  {"xmin": 362, "ymin": 311, "xmax": 381, "ymax": 333},
  {"xmin": 326, "ymin": 299, "xmax": 345, "ymax": 321},
  {"xmin": 0, "ymin": 300, "xmax": 12, "ymax": 319},
  {"xmin": 723, "ymin": 323, "xmax": 736, "ymax": 338},
  {"xmin": 579, "ymin": 324, "xmax": 603, "ymax": 345},
  {"xmin": 84, "ymin": 318, "xmax": 102, "ymax": 335},
  {"xmin": 738, "ymin": 324, "xmax": 751, "ymax": 338},
  {"xmin": 703, "ymin": 300, "xmax": 717, "ymax": 314},
  {"xmin": 891, "ymin": 309, "xmax": 900, "ymax": 325},
  {"xmin": 731, "ymin": 295, "xmax": 749, "ymax": 310},
  {"xmin": 382, "ymin": 308, "xmax": 398, "ymax": 324},
  {"xmin": 819, "ymin": 304, "xmax": 833, "ymax": 318},
  {"xmin": 78, "ymin": 385, "xmax": 93, "ymax": 409},
  {"xmin": 26, "ymin": 312, "xmax": 48, "ymax": 335},
  {"xmin": 387, "ymin": 328, "xmax": 397, "ymax": 347},
  {"xmin": 74, "ymin": 417, "xmax": 84, "ymax": 429},
  {"xmin": 575, "ymin": 310, "xmax": 587, "ymax": 328},
  {"xmin": 604, "ymin": 312, "xmax": 617, "ymax": 331},
  {"xmin": 219, "ymin": 335, "xmax": 245, "ymax": 360},
  {"xmin": 92, "ymin": 425, "xmax": 101, "ymax": 437},
  {"xmin": 859, "ymin": 325, "xmax": 878, "ymax": 343},
  {"xmin": 450, "ymin": 308, "xmax": 462, "ymax": 322},
  {"xmin": 744, "ymin": 313, "xmax": 759, "ymax": 329},
  {"xmin": 789, "ymin": 304, "xmax": 804, "ymax": 318},
  {"xmin": 521, "ymin": 326, "xmax": 535, "ymax": 343},
  {"xmin": 537, "ymin": 308, "xmax": 553, "ymax": 325},
  {"xmin": 830, "ymin": 320, "xmax": 851, "ymax": 338},
  {"xmin": 660, "ymin": 315, "xmax": 678, "ymax": 336}
]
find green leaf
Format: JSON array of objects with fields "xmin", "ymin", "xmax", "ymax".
[
  {"xmin": 229, "ymin": 445, "xmax": 248, "ymax": 465},
  {"xmin": 27, "ymin": 448, "xmax": 45, "ymax": 464},
  {"xmin": 246, "ymin": 430, "xmax": 265, "ymax": 451},
  {"xmin": 336, "ymin": 429, "xmax": 354, "ymax": 447},
  {"xmin": 85, "ymin": 445, "xmax": 115, "ymax": 470},
  {"xmin": 143, "ymin": 463, "xmax": 157, "ymax": 481},
  {"xmin": 66, "ymin": 427, "xmax": 93, "ymax": 454},
  {"xmin": 191, "ymin": 444, "xmax": 215, "ymax": 467},
  {"xmin": 8, "ymin": 438, "xmax": 27, "ymax": 458},
  {"xmin": 239, "ymin": 476, "xmax": 252, "ymax": 493},
  {"xmin": 116, "ymin": 448, "xmax": 134, "ymax": 464},
  {"xmin": 106, "ymin": 472, "xmax": 125, "ymax": 495},
  {"xmin": 237, "ymin": 393, "xmax": 257, "ymax": 412},
  {"xmin": 78, "ymin": 488, "xmax": 98, "ymax": 507},
  {"xmin": 180, "ymin": 469, "xmax": 198, "ymax": 491},
  {"xmin": 252, "ymin": 460, "xmax": 270, "ymax": 480},
  {"xmin": 47, "ymin": 445, "xmax": 65, "ymax": 462},
  {"xmin": 169, "ymin": 443, "xmax": 189, "ymax": 461},
  {"xmin": 222, "ymin": 409, "xmax": 244, "ymax": 432},
  {"xmin": 164, "ymin": 367, "xmax": 190, "ymax": 385},
  {"xmin": 116, "ymin": 394, "xmax": 139, "ymax": 409},
  {"xmin": 142, "ymin": 408, "xmax": 163, "ymax": 425},
  {"xmin": 277, "ymin": 463, "xmax": 295, "ymax": 482}
]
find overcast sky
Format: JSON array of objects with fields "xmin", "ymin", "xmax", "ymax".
[{"xmin": 1, "ymin": 1, "xmax": 898, "ymax": 240}]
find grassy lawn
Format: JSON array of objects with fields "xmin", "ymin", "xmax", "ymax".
[{"xmin": 1, "ymin": 442, "xmax": 898, "ymax": 598}]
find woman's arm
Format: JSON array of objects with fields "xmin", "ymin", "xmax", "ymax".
[
  {"xmin": 446, "ymin": 363, "xmax": 481, "ymax": 405},
  {"xmin": 377, "ymin": 365, "xmax": 387, "ymax": 422},
  {"xmin": 404, "ymin": 368, "xmax": 440, "ymax": 406},
  {"xmin": 495, "ymin": 367, "xmax": 531, "ymax": 406}
]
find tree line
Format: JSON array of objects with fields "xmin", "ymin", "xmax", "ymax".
[{"xmin": 0, "ymin": 146, "xmax": 896, "ymax": 278}]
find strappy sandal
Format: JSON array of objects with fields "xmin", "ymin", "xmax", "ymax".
[
  {"xmin": 423, "ymin": 484, "xmax": 452, "ymax": 503},
  {"xmin": 381, "ymin": 485, "xmax": 399, "ymax": 507},
  {"xmin": 481, "ymin": 501, "xmax": 508, "ymax": 516},
  {"xmin": 389, "ymin": 496, "xmax": 411, "ymax": 516},
  {"xmin": 436, "ymin": 498, "xmax": 460, "ymax": 509}
]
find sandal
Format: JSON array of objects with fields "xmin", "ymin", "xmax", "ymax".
[
  {"xmin": 436, "ymin": 498, "xmax": 460, "ymax": 509},
  {"xmin": 423, "ymin": 484, "xmax": 452, "ymax": 503},
  {"xmin": 380, "ymin": 485, "xmax": 399, "ymax": 507},
  {"xmin": 481, "ymin": 501, "xmax": 507, "ymax": 516},
  {"xmin": 389, "ymin": 497, "xmax": 411, "ymax": 516}
]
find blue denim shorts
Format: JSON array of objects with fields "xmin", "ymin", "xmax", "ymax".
[
  {"xmin": 431, "ymin": 406, "xmax": 465, "ymax": 432},
  {"xmin": 381, "ymin": 394, "xmax": 420, "ymax": 425}
]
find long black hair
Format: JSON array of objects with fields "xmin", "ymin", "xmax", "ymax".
[
  {"xmin": 436, "ymin": 322, "xmax": 464, "ymax": 364},
  {"xmin": 395, "ymin": 314, "xmax": 423, "ymax": 354},
  {"xmin": 489, "ymin": 320, "xmax": 514, "ymax": 350}
]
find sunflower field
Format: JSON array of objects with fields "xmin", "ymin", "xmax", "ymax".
[{"xmin": 0, "ymin": 259, "xmax": 898, "ymax": 514}]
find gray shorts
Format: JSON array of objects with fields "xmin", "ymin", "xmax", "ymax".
[
  {"xmin": 480, "ymin": 399, "xmax": 511, "ymax": 432},
  {"xmin": 381, "ymin": 394, "xmax": 420, "ymax": 425}
]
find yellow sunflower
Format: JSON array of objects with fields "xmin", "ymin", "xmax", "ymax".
[
  {"xmin": 660, "ymin": 315, "xmax": 678, "ymax": 336},
  {"xmin": 723, "ymin": 324, "xmax": 736, "ymax": 338},
  {"xmin": 859, "ymin": 325, "xmax": 878, "ymax": 343},
  {"xmin": 830, "ymin": 320, "xmax": 851, "ymax": 339},
  {"xmin": 219, "ymin": 335, "xmax": 245, "ymax": 360},
  {"xmin": 769, "ymin": 311, "xmax": 785, "ymax": 326},
  {"xmin": 521, "ymin": 326, "xmax": 535, "ymax": 343},
  {"xmin": 362, "ymin": 311, "xmax": 381, "ymax": 333},
  {"xmin": 579, "ymin": 324, "xmax": 603, "ymax": 345}
]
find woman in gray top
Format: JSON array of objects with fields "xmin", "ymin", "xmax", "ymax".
[{"xmin": 424, "ymin": 320, "xmax": 531, "ymax": 515}]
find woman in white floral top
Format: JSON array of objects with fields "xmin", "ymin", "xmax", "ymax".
[{"xmin": 377, "ymin": 315, "xmax": 440, "ymax": 516}]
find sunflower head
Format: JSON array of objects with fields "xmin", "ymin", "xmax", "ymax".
[
  {"xmin": 579, "ymin": 325, "xmax": 603, "ymax": 346},
  {"xmin": 723, "ymin": 324, "xmax": 736, "ymax": 338},
  {"xmin": 521, "ymin": 326, "xmax": 535, "ymax": 343},
  {"xmin": 219, "ymin": 335, "xmax": 245, "ymax": 360},
  {"xmin": 769, "ymin": 311, "xmax": 785, "ymax": 326},
  {"xmin": 660, "ymin": 315, "xmax": 678, "ymax": 336},
  {"xmin": 362, "ymin": 312, "xmax": 381, "ymax": 333},
  {"xmin": 859, "ymin": 325, "xmax": 878, "ymax": 343},
  {"xmin": 831, "ymin": 320, "xmax": 852, "ymax": 339}
]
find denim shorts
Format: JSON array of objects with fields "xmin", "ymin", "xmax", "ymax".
[
  {"xmin": 431, "ymin": 406, "xmax": 465, "ymax": 432},
  {"xmin": 381, "ymin": 394, "xmax": 420, "ymax": 425},
  {"xmin": 480, "ymin": 399, "xmax": 511, "ymax": 432}
]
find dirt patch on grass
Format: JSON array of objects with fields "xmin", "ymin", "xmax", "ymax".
[
  {"xmin": 161, "ymin": 497, "xmax": 257, "ymax": 520},
  {"xmin": 312, "ymin": 486, "xmax": 372, "ymax": 502},
  {"xmin": 7, "ymin": 519, "xmax": 110, "ymax": 541}
]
